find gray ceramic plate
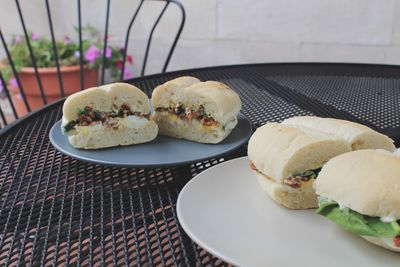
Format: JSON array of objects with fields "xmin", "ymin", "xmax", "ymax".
[
  {"xmin": 177, "ymin": 157, "xmax": 400, "ymax": 266},
  {"xmin": 49, "ymin": 113, "xmax": 252, "ymax": 167}
]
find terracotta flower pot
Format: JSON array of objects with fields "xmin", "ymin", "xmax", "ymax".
[{"xmin": 11, "ymin": 65, "xmax": 98, "ymax": 117}]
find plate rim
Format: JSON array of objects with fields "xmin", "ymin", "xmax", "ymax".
[
  {"xmin": 49, "ymin": 114, "xmax": 253, "ymax": 168},
  {"xmin": 177, "ymin": 156, "xmax": 248, "ymax": 266},
  {"xmin": 176, "ymin": 156, "xmax": 400, "ymax": 266}
]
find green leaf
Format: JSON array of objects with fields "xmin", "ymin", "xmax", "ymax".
[
  {"xmin": 316, "ymin": 199, "xmax": 400, "ymax": 238},
  {"xmin": 293, "ymin": 168, "xmax": 321, "ymax": 179},
  {"xmin": 64, "ymin": 121, "xmax": 77, "ymax": 132},
  {"xmin": 77, "ymin": 108, "xmax": 86, "ymax": 115}
]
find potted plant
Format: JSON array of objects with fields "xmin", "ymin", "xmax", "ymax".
[{"xmin": 0, "ymin": 25, "xmax": 134, "ymax": 117}]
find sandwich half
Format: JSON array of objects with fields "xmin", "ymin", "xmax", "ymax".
[
  {"xmin": 248, "ymin": 123, "xmax": 351, "ymax": 209},
  {"xmin": 62, "ymin": 82, "xmax": 158, "ymax": 149},
  {"xmin": 316, "ymin": 150, "xmax": 400, "ymax": 252},
  {"xmin": 282, "ymin": 116, "xmax": 395, "ymax": 151},
  {"xmin": 151, "ymin": 76, "xmax": 241, "ymax": 144}
]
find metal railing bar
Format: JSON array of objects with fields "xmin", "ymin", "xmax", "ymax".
[
  {"xmin": 15, "ymin": 0, "xmax": 47, "ymax": 104},
  {"xmin": 120, "ymin": 0, "xmax": 145, "ymax": 80},
  {"xmin": 0, "ymin": 103, "xmax": 6, "ymax": 126},
  {"xmin": 100, "ymin": 0, "xmax": 111, "ymax": 85},
  {"xmin": 141, "ymin": 2, "xmax": 169, "ymax": 76},
  {"xmin": 45, "ymin": 0, "xmax": 65, "ymax": 97},
  {"xmin": 0, "ymin": 28, "xmax": 31, "ymax": 112},
  {"xmin": 162, "ymin": 0, "xmax": 185, "ymax": 73},
  {"xmin": 77, "ymin": 0, "xmax": 84, "ymax": 90},
  {"xmin": 0, "ymin": 71, "xmax": 18, "ymax": 119}
]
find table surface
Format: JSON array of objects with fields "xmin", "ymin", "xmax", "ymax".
[{"xmin": 1, "ymin": 63, "xmax": 400, "ymax": 266}]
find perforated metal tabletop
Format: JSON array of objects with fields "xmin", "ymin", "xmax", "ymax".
[{"xmin": 0, "ymin": 63, "xmax": 399, "ymax": 266}]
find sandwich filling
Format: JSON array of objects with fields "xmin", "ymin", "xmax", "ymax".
[
  {"xmin": 64, "ymin": 104, "xmax": 150, "ymax": 132},
  {"xmin": 155, "ymin": 103, "xmax": 221, "ymax": 128},
  {"xmin": 317, "ymin": 197, "xmax": 400, "ymax": 248},
  {"xmin": 249, "ymin": 160, "xmax": 321, "ymax": 189}
]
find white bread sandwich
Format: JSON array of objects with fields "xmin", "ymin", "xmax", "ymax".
[
  {"xmin": 315, "ymin": 150, "xmax": 400, "ymax": 252},
  {"xmin": 282, "ymin": 116, "xmax": 395, "ymax": 151},
  {"xmin": 151, "ymin": 76, "xmax": 241, "ymax": 144},
  {"xmin": 247, "ymin": 123, "xmax": 350, "ymax": 209},
  {"xmin": 61, "ymin": 82, "xmax": 158, "ymax": 149}
]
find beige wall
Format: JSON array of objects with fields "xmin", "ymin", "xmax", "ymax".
[{"xmin": 1, "ymin": 0, "xmax": 400, "ymax": 78}]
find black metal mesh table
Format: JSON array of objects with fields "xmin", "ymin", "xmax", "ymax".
[{"xmin": 1, "ymin": 63, "xmax": 400, "ymax": 266}]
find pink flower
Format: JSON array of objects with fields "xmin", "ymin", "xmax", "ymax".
[
  {"xmin": 123, "ymin": 67, "xmax": 132, "ymax": 79},
  {"xmin": 63, "ymin": 36, "xmax": 72, "ymax": 44},
  {"xmin": 127, "ymin": 55, "xmax": 133, "ymax": 64},
  {"xmin": 16, "ymin": 93, "xmax": 22, "ymax": 100},
  {"xmin": 10, "ymin": 78, "xmax": 18, "ymax": 88},
  {"xmin": 85, "ymin": 45, "xmax": 101, "ymax": 63},
  {"xmin": 14, "ymin": 35, "xmax": 22, "ymax": 44},
  {"xmin": 31, "ymin": 32, "xmax": 39, "ymax": 41},
  {"xmin": 0, "ymin": 79, "xmax": 3, "ymax": 94},
  {"xmin": 116, "ymin": 59, "xmax": 123, "ymax": 70},
  {"xmin": 105, "ymin": 47, "xmax": 112, "ymax": 58}
]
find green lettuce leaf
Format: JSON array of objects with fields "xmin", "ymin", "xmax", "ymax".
[{"xmin": 316, "ymin": 199, "xmax": 400, "ymax": 238}]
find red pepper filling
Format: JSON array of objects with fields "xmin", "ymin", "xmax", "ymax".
[
  {"xmin": 156, "ymin": 103, "xmax": 219, "ymax": 127},
  {"xmin": 394, "ymin": 236, "xmax": 400, "ymax": 247},
  {"xmin": 249, "ymin": 160, "xmax": 257, "ymax": 171},
  {"xmin": 249, "ymin": 160, "xmax": 318, "ymax": 189},
  {"xmin": 64, "ymin": 104, "xmax": 150, "ymax": 132}
]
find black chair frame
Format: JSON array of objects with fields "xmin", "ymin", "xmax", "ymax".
[{"xmin": 0, "ymin": 0, "xmax": 185, "ymax": 128}]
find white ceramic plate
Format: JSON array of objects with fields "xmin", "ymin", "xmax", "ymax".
[{"xmin": 177, "ymin": 157, "xmax": 400, "ymax": 267}]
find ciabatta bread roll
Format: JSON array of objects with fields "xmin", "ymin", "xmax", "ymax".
[
  {"xmin": 282, "ymin": 116, "xmax": 395, "ymax": 151},
  {"xmin": 151, "ymin": 77, "xmax": 241, "ymax": 144},
  {"xmin": 316, "ymin": 150, "xmax": 400, "ymax": 252},
  {"xmin": 248, "ymin": 117, "xmax": 396, "ymax": 210},
  {"xmin": 62, "ymin": 83, "xmax": 158, "ymax": 149},
  {"xmin": 248, "ymin": 123, "xmax": 350, "ymax": 209}
]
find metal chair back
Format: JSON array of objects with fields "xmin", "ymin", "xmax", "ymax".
[{"xmin": 0, "ymin": 0, "xmax": 185, "ymax": 129}]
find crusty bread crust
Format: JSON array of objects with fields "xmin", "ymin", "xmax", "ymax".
[
  {"xmin": 184, "ymin": 81, "xmax": 242, "ymax": 124},
  {"xmin": 255, "ymin": 171, "xmax": 318, "ymax": 209},
  {"xmin": 63, "ymin": 83, "xmax": 150, "ymax": 122},
  {"xmin": 282, "ymin": 116, "xmax": 395, "ymax": 152},
  {"xmin": 248, "ymin": 117, "xmax": 396, "ymax": 212},
  {"xmin": 151, "ymin": 76, "xmax": 241, "ymax": 143},
  {"xmin": 62, "ymin": 82, "xmax": 157, "ymax": 149},
  {"xmin": 151, "ymin": 77, "xmax": 241, "ymax": 125},
  {"xmin": 68, "ymin": 119, "xmax": 158, "ymax": 149},
  {"xmin": 316, "ymin": 149, "xmax": 400, "ymax": 219},
  {"xmin": 361, "ymin": 236, "xmax": 400, "ymax": 252},
  {"xmin": 248, "ymin": 123, "xmax": 351, "ymax": 183},
  {"xmin": 151, "ymin": 76, "xmax": 200, "ymax": 110}
]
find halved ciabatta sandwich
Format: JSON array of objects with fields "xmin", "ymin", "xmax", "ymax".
[
  {"xmin": 248, "ymin": 117, "xmax": 396, "ymax": 210},
  {"xmin": 282, "ymin": 116, "xmax": 395, "ymax": 151},
  {"xmin": 316, "ymin": 150, "xmax": 400, "ymax": 252},
  {"xmin": 248, "ymin": 123, "xmax": 351, "ymax": 209},
  {"xmin": 151, "ymin": 76, "xmax": 241, "ymax": 144},
  {"xmin": 62, "ymin": 82, "xmax": 158, "ymax": 149}
]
